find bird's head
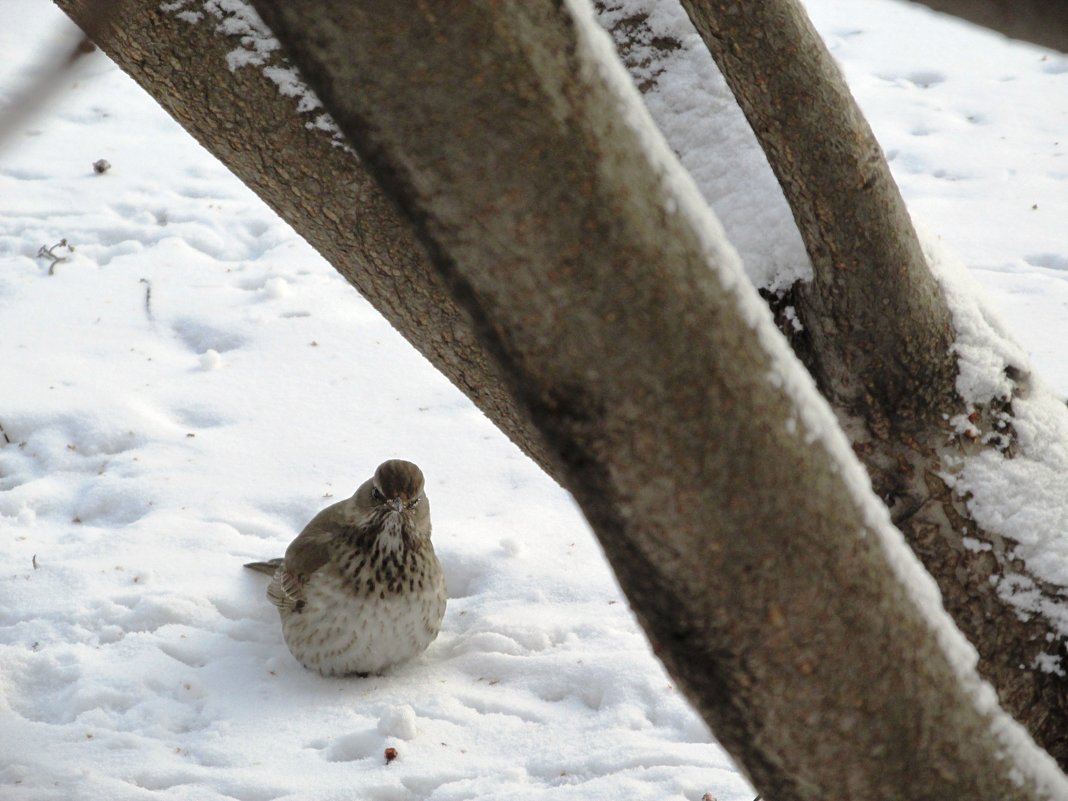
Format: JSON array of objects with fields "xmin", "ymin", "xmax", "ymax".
[{"xmin": 368, "ymin": 459, "xmax": 426, "ymax": 519}]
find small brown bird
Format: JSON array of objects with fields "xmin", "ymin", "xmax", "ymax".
[{"xmin": 245, "ymin": 459, "xmax": 446, "ymax": 676}]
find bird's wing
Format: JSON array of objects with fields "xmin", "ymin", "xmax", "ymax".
[{"xmin": 267, "ymin": 504, "xmax": 346, "ymax": 610}]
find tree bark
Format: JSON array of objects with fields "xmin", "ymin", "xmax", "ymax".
[
  {"xmin": 905, "ymin": 0, "xmax": 1068, "ymax": 53},
  {"xmin": 246, "ymin": 1, "xmax": 1066, "ymax": 798},
  {"xmin": 52, "ymin": 0, "xmax": 560, "ymax": 484}
]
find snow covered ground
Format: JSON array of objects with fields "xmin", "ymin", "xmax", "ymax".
[{"xmin": 0, "ymin": 1, "xmax": 1065, "ymax": 800}]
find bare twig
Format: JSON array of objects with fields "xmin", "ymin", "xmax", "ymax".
[
  {"xmin": 140, "ymin": 277, "xmax": 153, "ymax": 320},
  {"xmin": 0, "ymin": 421, "xmax": 10, "ymax": 445},
  {"xmin": 37, "ymin": 238, "xmax": 71, "ymax": 274}
]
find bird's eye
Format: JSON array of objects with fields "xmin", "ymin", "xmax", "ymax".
[{"xmin": 371, "ymin": 487, "xmax": 384, "ymax": 502}]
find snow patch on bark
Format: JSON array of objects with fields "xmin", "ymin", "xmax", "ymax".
[
  {"xmin": 927, "ymin": 231, "xmax": 1068, "ymax": 641},
  {"xmin": 160, "ymin": 0, "xmax": 345, "ymax": 144}
]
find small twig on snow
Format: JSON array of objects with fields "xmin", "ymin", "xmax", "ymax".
[
  {"xmin": 140, "ymin": 277, "xmax": 153, "ymax": 320},
  {"xmin": 38, "ymin": 238, "xmax": 71, "ymax": 274}
]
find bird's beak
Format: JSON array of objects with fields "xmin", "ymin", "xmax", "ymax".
[{"xmin": 387, "ymin": 498, "xmax": 404, "ymax": 514}]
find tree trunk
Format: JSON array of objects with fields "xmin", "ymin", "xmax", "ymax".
[
  {"xmin": 678, "ymin": 0, "xmax": 958, "ymax": 429},
  {"xmin": 52, "ymin": 0, "xmax": 560, "ymax": 484},
  {"xmin": 245, "ymin": 1, "xmax": 1066, "ymax": 798},
  {"xmin": 674, "ymin": 0, "xmax": 1068, "ymax": 765},
  {"xmin": 905, "ymin": 0, "xmax": 1068, "ymax": 53}
]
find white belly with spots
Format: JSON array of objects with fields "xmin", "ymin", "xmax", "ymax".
[{"xmin": 279, "ymin": 567, "xmax": 446, "ymax": 676}]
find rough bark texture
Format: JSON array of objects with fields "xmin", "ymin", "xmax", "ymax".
[
  {"xmin": 52, "ymin": 0, "xmax": 559, "ymax": 484},
  {"xmin": 675, "ymin": 0, "xmax": 1068, "ymax": 766},
  {"xmin": 906, "ymin": 0, "xmax": 1068, "ymax": 53},
  {"xmin": 903, "ymin": 452, "xmax": 1068, "ymax": 764},
  {"xmin": 246, "ymin": 1, "xmax": 1064, "ymax": 798}
]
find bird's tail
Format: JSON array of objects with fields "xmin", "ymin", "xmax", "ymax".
[{"xmin": 244, "ymin": 558, "xmax": 283, "ymax": 576}]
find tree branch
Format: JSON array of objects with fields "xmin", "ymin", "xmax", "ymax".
[
  {"xmin": 678, "ymin": 0, "xmax": 959, "ymax": 431},
  {"xmin": 53, "ymin": 0, "xmax": 1068, "ymax": 776},
  {"xmin": 904, "ymin": 0, "xmax": 1068, "ymax": 53}
]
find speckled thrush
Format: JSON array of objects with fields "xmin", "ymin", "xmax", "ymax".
[{"xmin": 245, "ymin": 459, "xmax": 446, "ymax": 676}]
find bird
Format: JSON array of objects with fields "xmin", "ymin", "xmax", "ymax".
[{"xmin": 245, "ymin": 459, "xmax": 446, "ymax": 676}]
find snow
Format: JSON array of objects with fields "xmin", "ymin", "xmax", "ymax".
[
  {"xmin": 595, "ymin": 0, "xmax": 812, "ymax": 291},
  {"xmin": 923, "ymin": 233, "xmax": 1068, "ymax": 614},
  {"xmin": 1, "ymin": 0, "xmax": 1067, "ymax": 799}
]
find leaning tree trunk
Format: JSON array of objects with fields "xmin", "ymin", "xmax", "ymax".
[
  {"xmin": 242, "ymin": 1, "xmax": 1068, "ymax": 799},
  {"xmin": 52, "ymin": 0, "xmax": 559, "ymax": 484},
  {"xmin": 674, "ymin": 0, "xmax": 1068, "ymax": 764}
]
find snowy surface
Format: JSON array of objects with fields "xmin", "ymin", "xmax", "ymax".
[{"xmin": 1, "ymin": 0, "xmax": 1067, "ymax": 800}]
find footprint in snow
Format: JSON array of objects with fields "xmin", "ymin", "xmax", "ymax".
[
  {"xmin": 904, "ymin": 70, "xmax": 946, "ymax": 88},
  {"xmin": 170, "ymin": 317, "xmax": 245, "ymax": 354}
]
